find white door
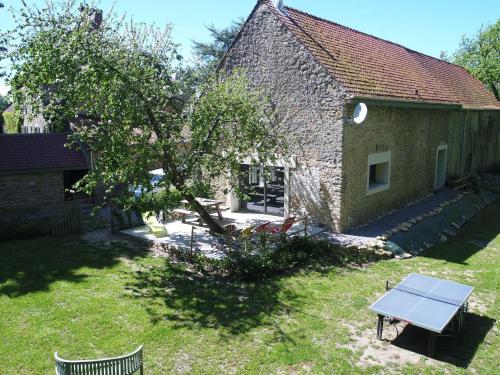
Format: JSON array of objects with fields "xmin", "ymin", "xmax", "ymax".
[{"xmin": 435, "ymin": 146, "xmax": 447, "ymax": 189}]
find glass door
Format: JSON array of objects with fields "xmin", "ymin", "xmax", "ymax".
[{"xmin": 239, "ymin": 164, "xmax": 285, "ymax": 215}]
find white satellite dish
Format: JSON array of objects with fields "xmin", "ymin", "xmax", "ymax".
[{"xmin": 352, "ymin": 103, "xmax": 368, "ymax": 124}]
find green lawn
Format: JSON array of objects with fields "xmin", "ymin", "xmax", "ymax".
[{"xmin": 1, "ymin": 201, "xmax": 499, "ymax": 374}]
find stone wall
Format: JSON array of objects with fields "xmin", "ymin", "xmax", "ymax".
[
  {"xmin": 0, "ymin": 171, "xmax": 64, "ymax": 212},
  {"xmin": 341, "ymin": 105, "xmax": 500, "ymax": 230},
  {"xmin": 220, "ymin": 2, "xmax": 347, "ymax": 230}
]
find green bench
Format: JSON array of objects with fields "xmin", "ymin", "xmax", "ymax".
[{"xmin": 55, "ymin": 345, "xmax": 144, "ymax": 374}]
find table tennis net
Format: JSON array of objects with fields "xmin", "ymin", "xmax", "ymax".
[{"xmin": 393, "ymin": 284, "xmax": 464, "ymax": 306}]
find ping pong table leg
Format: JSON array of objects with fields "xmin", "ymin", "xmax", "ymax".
[
  {"xmin": 428, "ymin": 332, "xmax": 436, "ymax": 357},
  {"xmin": 376, "ymin": 314, "xmax": 384, "ymax": 340}
]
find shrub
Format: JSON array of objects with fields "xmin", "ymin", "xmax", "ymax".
[
  {"xmin": 2, "ymin": 111, "xmax": 22, "ymax": 133},
  {"xmin": 189, "ymin": 235, "xmax": 385, "ymax": 281}
]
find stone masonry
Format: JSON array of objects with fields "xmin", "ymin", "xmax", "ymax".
[
  {"xmin": 220, "ymin": 1, "xmax": 500, "ymax": 232},
  {"xmin": 0, "ymin": 171, "xmax": 64, "ymax": 212},
  {"xmin": 221, "ymin": 2, "xmax": 347, "ymax": 231},
  {"xmin": 341, "ymin": 106, "xmax": 500, "ymax": 229}
]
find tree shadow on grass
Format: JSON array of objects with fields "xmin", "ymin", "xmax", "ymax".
[
  {"xmin": 0, "ymin": 235, "xmax": 149, "ymax": 298},
  {"xmin": 126, "ymin": 242, "xmax": 382, "ymax": 338},
  {"xmin": 390, "ymin": 313, "xmax": 496, "ymax": 368},
  {"xmin": 423, "ymin": 200, "xmax": 500, "ymax": 265},
  {"xmin": 126, "ymin": 259, "xmax": 306, "ymax": 337}
]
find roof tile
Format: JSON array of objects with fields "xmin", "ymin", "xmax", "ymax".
[{"xmin": 264, "ymin": 2, "xmax": 500, "ymax": 109}]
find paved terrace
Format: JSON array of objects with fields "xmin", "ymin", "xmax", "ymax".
[
  {"xmin": 122, "ymin": 210, "xmax": 325, "ymax": 259},
  {"xmin": 121, "ymin": 188, "xmax": 496, "ymax": 259}
]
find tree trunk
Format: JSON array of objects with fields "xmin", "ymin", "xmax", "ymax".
[{"xmin": 183, "ymin": 194, "xmax": 225, "ymax": 235}]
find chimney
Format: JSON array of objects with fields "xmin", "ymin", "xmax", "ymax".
[{"xmin": 272, "ymin": 0, "xmax": 284, "ymax": 11}]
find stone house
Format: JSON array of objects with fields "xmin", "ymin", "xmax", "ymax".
[
  {"xmin": 218, "ymin": 0, "xmax": 500, "ymax": 232},
  {"xmin": 0, "ymin": 133, "xmax": 89, "ymax": 214}
]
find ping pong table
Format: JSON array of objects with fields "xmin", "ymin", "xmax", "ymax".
[{"xmin": 369, "ymin": 273, "xmax": 474, "ymax": 356}]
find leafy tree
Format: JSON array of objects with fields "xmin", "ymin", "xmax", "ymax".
[
  {"xmin": 8, "ymin": 1, "xmax": 284, "ymax": 234},
  {"xmin": 452, "ymin": 21, "xmax": 500, "ymax": 100},
  {"xmin": 193, "ymin": 19, "xmax": 244, "ymax": 66},
  {"xmin": 182, "ymin": 19, "xmax": 244, "ymax": 91}
]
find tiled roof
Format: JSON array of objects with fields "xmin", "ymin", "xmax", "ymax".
[
  {"xmin": 263, "ymin": 2, "xmax": 500, "ymax": 110},
  {"xmin": 0, "ymin": 133, "xmax": 89, "ymax": 173}
]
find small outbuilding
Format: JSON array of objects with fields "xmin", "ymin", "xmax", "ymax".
[{"xmin": 0, "ymin": 133, "xmax": 89, "ymax": 239}]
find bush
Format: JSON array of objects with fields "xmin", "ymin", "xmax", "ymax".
[
  {"xmin": 2, "ymin": 111, "xmax": 22, "ymax": 134},
  {"xmin": 189, "ymin": 235, "xmax": 385, "ymax": 281}
]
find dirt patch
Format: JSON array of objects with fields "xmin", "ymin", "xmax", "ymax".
[
  {"xmin": 337, "ymin": 320, "xmax": 436, "ymax": 369},
  {"xmin": 468, "ymin": 292, "xmax": 496, "ymax": 315},
  {"xmin": 281, "ymin": 361, "xmax": 314, "ymax": 374},
  {"xmin": 81, "ymin": 229, "xmax": 119, "ymax": 243},
  {"xmin": 173, "ymin": 352, "xmax": 193, "ymax": 374}
]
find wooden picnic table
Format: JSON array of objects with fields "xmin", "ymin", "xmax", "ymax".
[{"xmin": 180, "ymin": 197, "xmax": 225, "ymax": 224}]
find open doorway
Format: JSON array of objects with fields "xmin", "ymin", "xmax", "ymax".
[
  {"xmin": 239, "ymin": 164, "xmax": 285, "ymax": 216},
  {"xmin": 435, "ymin": 145, "xmax": 447, "ymax": 189}
]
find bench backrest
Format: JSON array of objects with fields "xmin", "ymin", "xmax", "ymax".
[{"xmin": 55, "ymin": 345, "xmax": 143, "ymax": 375}]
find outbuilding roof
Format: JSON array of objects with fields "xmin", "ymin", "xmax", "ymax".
[
  {"xmin": 253, "ymin": 1, "xmax": 500, "ymax": 110},
  {"xmin": 0, "ymin": 133, "xmax": 89, "ymax": 173}
]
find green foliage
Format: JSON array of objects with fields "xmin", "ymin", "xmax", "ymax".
[
  {"xmin": 190, "ymin": 236, "xmax": 386, "ymax": 281},
  {"xmin": 1, "ymin": 201, "xmax": 499, "ymax": 373},
  {"xmin": 8, "ymin": 1, "xmax": 285, "ymax": 233},
  {"xmin": 189, "ymin": 19, "xmax": 244, "ymax": 85},
  {"xmin": 452, "ymin": 20, "xmax": 500, "ymax": 100},
  {"xmin": 2, "ymin": 110, "xmax": 22, "ymax": 133},
  {"xmin": 193, "ymin": 19, "xmax": 244, "ymax": 65},
  {"xmin": 134, "ymin": 188, "xmax": 182, "ymax": 214}
]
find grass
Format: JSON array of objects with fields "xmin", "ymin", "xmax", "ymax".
[{"xmin": 0, "ymin": 201, "xmax": 499, "ymax": 374}]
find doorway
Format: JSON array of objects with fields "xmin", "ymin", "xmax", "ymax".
[
  {"xmin": 435, "ymin": 145, "xmax": 447, "ymax": 189},
  {"xmin": 239, "ymin": 164, "xmax": 285, "ymax": 216}
]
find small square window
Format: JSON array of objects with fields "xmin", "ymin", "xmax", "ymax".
[{"xmin": 367, "ymin": 151, "xmax": 391, "ymax": 195}]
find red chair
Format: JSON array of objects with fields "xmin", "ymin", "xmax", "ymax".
[
  {"xmin": 254, "ymin": 222, "xmax": 271, "ymax": 233},
  {"xmin": 269, "ymin": 217, "xmax": 297, "ymax": 234}
]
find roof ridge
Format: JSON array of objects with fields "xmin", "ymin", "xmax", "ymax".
[{"xmin": 283, "ymin": 5, "xmax": 466, "ymax": 70}]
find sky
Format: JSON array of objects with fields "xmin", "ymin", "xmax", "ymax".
[{"xmin": 1, "ymin": 0, "xmax": 499, "ymax": 96}]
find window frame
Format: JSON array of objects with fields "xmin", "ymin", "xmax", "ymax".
[{"xmin": 366, "ymin": 151, "xmax": 392, "ymax": 196}]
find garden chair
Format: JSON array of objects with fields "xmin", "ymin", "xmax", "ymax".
[
  {"xmin": 267, "ymin": 217, "xmax": 297, "ymax": 234},
  {"xmin": 239, "ymin": 225, "xmax": 256, "ymax": 239},
  {"xmin": 141, "ymin": 211, "xmax": 168, "ymax": 238},
  {"xmin": 55, "ymin": 345, "xmax": 144, "ymax": 375},
  {"xmin": 254, "ymin": 222, "xmax": 271, "ymax": 233}
]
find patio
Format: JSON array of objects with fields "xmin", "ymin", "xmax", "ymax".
[{"xmin": 121, "ymin": 210, "xmax": 324, "ymax": 258}]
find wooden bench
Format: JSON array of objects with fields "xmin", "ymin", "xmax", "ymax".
[
  {"xmin": 449, "ymin": 175, "xmax": 472, "ymax": 191},
  {"xmin": 173, "ymin": 208, "xmax": 194, "ymax": 223},
  {"xmin": 55, "ymin": 345, "xmax": 144, "ymax": 375}
]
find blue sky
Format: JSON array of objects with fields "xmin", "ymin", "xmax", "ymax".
[{"xmin": 1, "ymin": 0, "xmax": 499, "ymax": 95}]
